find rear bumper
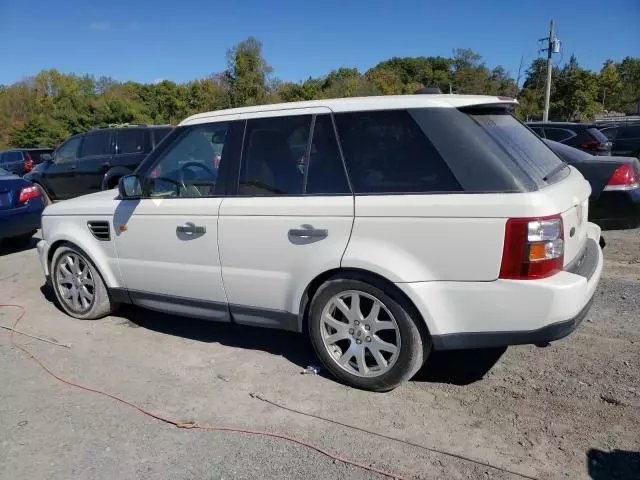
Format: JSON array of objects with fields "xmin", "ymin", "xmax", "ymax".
[
  {"xmin": 0, "ymin": 205, "xmax": 42, "ymax": 240},
  {"xmin": 397, "ymin": 222, "xmax": 604, "ymax": 350},
  {"xmin": 590, "ymin": 187, "xmax": 640, "ymax": 228}
]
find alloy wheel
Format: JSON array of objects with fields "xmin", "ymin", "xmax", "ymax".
[
  {"xmin": 55, "ymin": 252, "xmax": 95, "ymax": 313},
  {"xmin": 320, "ymin": 290, "xmax": 401, "ymax": 378}
]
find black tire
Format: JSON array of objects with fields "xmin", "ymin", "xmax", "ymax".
[
  {"xmin": 308, "ymin": 276, "xmax": 430, "ymax": 392},
  {"xmin": 35, "ymin": 184, "xmax": 52, "ymax": 206},
  {"xmin": 50, "ymin": 244, "xmax": 118, "ymax": 320}
]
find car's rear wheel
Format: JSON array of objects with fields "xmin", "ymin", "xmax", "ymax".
[
  {"xmin": 308, "ymin": 277, "xmax": 428, "ymax": 391},
  {"xmin": 51, "ymin": 245, "xmax": 117, "ymax": 320}
]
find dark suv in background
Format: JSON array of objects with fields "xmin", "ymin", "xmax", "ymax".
[
  {"xmin": 25, "ymin": 124, "xmax": 172, "ymax": 203},
  {"xmin": 0, "ymin": 148, "xmax": 54, "ymax": 176},
  {"xmin": 526, "ymin": 122, "xmax": 612, "ymax": 155},
  {"xmin": 599, "ymin": 124, "xmax": 640, "ymax": 158}
]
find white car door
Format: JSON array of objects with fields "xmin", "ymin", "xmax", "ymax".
[
  {"xmin": 114, "ymin": 121, "xmax": 244, "ymax": 322},
  {"xmin": 218, "ymin": 111, "xmax": 354, "ymax": 331}
]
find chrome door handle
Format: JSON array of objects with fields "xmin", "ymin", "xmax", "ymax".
[
  {"xmin": 288, "ymin": 227, "xmax": 328, "ymax": 239},
  {"xmin": 177, "ymin": 222, "xmax": 206, "ymax": 235}
]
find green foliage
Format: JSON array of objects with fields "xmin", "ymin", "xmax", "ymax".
[
  {"xmin": 224, "ymin": 36, "xmax": 273, "ymax": 107},
  {"xmin": 0, "ymin": 36, "xmax": 637, "ymax": 149}
]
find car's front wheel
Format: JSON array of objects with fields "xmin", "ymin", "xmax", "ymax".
[
  {"xmin": 309, "ymin": 277, "xmax": 429, "ymax": 391},
  {"xmin": 50, "ymin": 244, "xmax": 117, "ymax": 319}
]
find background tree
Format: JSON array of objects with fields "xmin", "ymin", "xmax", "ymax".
[
  {"xmin": 224, "ymin": 36, "xmax": 273, "ymax": 107},
  {"xmin": 0, "ymin": 36, "xmax": 637, "ymax": 149}
]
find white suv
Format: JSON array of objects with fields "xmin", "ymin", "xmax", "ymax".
[{"xmin": 37, "ymin": 95, "xmax": 604, "ymax": 391}]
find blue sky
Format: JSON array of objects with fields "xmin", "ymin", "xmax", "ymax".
[{"xmin": 1, "ymin": 0, "xmax": 638, "ymax": 86}]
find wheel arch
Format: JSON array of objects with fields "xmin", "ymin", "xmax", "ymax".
[
  {"xmin": 47, "ymin": 236, "xmax": 120, "ymax": 289},
  {"xmin": 297, "ymin": 267, "xmax": 432, "ymax": 340}
]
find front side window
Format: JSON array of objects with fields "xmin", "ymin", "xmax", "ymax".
[
  {"xmin": 55, "ymin": 136, "xmax": 82, "ymax": 164},
  {"xmin": 144, "ymin": 123, "xmax": 229, "ymax": 198},
  {"xmin": 334, "ymin": 109, "xmax": 461, "ymax": 193},
  {"xmin": 80, "ymin": 132, "xmax": 111, "ymax": 157},
  {"xmin": 238, "ymin": 115, "xmax": 312, "ymax": 196},
  {"xmin": 116, "ymin": 130, "xmax": 148, "ymax": 155}
]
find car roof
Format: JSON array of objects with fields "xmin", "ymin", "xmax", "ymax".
[{"xmin": 180, "ymin": 94, "xmax": 517, "ymax": 126}]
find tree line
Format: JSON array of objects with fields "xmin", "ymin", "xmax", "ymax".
[{"xmin": 1, "ymin": 36, "xmax": 638, "ymax": 149}]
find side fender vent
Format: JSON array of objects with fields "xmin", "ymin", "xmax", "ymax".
[{"xmin": 88, "ymin": 221, "xmax": 111, "ymax": 241}]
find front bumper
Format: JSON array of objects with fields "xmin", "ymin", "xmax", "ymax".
[
  {"xmin": 397, "ymin": 222, "xmax": 604, "ymax": 350},
  {"xmin": 37, "ymin": 239, "xmax": 51, "ymax": 278}
]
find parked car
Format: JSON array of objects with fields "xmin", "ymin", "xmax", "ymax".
[
  {"xmin": 527, "ymin": 122, "xmax": 612, "ymax": 155},
  {"xmin": 0, "ymin": 148, "xmax": 54, "ymax": 176},
  {"xmin": 0, "ymin": 167, "xmax": 44, "ymax": 246},
  {"xmin": 544, "ymin": 139, "xmax": 640, "ymax": 229},
  {"xmin": 599, "ymin": 124, "xmax": 640, "ymax": 158},
  {"xmin": 36, "ymin": 95, "xmax": 603, "ymax": 391},
  {"xmin": 24, "ymin": 125, "xmax": 173, "ymax": 204}
]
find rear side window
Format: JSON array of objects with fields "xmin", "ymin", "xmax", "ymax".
[
  {"xmin": 544, "ymin": 127, "xmax": 575, "ymax": 142},
  {"xmin": 80, "ymin": 132, "xmax": 111, "ymax": 157},
  {"xmin": 334, "ymin": 110, "xmax": 461, "ymax": 193},
  {"xmin": 618, "ymin": 126, "xmax": 640, "ymax": 139},
  {"xmin": 116, "ymin": 129, "xmax": 148, "ymax": 154},
  {"xmin": 153, "ymin": 127, "xmax": 173, "ymax": 146},
  {"xmin": 239, "ymin": 115, "xmax": 312, "ymax": 196},
  {"xmin": 305, "ymin": 115, "xmax": 350, "ymax": 194}
]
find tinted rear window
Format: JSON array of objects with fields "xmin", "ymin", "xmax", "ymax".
[
  {"xmin": 4, "ymin": 151, "xmax": 23, "ymax": 163},
  {"xmin": 28, "ymin": 150, "xmax": 53, "ymax": 163},
  {"xmin": 600, "ymin": 127, "xmax": 619, "ymax": 140},
  {"xmin": 466, "ymin": 111, "xmax": 566, "ymax": 184},
  {"xmin": 587, "ymin": 128, "xmax": 610, "ymax": 143}
]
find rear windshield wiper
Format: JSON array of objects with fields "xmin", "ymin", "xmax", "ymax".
[{"xmin": 543, "ymin": 162, "xmax": 568, "ymax": 182}]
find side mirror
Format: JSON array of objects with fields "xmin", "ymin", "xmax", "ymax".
[
  {"xmin": 118, "ymin": 175, "xmax": 142, "ymax": 199},
  {"xmin": 41, "ymin": 153, "xmax": 53, "ymax": 162}
]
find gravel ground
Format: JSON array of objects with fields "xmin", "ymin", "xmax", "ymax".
[{"xmin": 1, "ymin": 228, "xmax": 638, "ymax": 480}]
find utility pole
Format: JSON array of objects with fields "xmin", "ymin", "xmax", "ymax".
[{"xmin": 539, "ymin": 20, "xmax": 559, "ymax": 121}]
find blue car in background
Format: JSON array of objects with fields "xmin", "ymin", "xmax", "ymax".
[{"xmin": 0, "ymin": 167, "xmax": 44, "ymax": 247}]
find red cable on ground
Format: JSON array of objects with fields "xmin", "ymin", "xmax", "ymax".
[{"xmin": 1, "ymin": 304, "xmax": 407, "ymax": 480}]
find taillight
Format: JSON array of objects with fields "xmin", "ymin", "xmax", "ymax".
[
  {"xmin": 579, "ymin": 141, "xmax": 608, "ymax": 152},
  {"xmin": 604, "ymin": 164, "xmax": 639, "ymax": 191},
  {"xmin": 24, "ymin": 151, "xmax": 33, "ymax": 173},
  {"xmin": 18, "ymin": 185, "xmax": 41, "ymax": 203},
  {"xmin": 499, "ymin": 215, "xmax": 564, "ymax": 280}
]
